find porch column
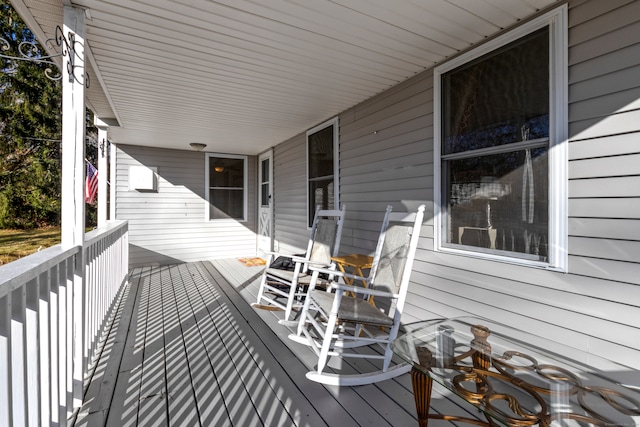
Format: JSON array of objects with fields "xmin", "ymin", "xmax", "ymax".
[
  {"xmin": 59, "ymin": 5, "xmax": 86, "ymax": 409},
  {"xmin": 110, "ymin": 141, "xmax": 117, "ymax": 220},
  {"xmin": 95, "ymin": 118, "xmax": 109, "ymax": 226},
  {"xmin": 60, "ymin": 8, "xmax": 86, "ymax": 248}
]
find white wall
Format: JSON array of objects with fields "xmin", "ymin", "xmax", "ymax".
[{"xmin": 115, "ymin": 145, "xmax": 257, "ymax": 267}]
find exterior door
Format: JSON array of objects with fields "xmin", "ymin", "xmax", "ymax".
[{"xmin": 257, "ymin": 150, "xmax": 273, "ymax": 256}]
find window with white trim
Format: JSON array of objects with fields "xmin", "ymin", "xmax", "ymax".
[
  {"xmin": 307, "ymin": 117, "xmax": 339, "ymax": 227},
  {"xmin": 206, "ymin": 154, "xmax": 247, "ymax": 221},
  {"xmin": 434, "ymin": 7, "xmax": 567, "ymax": 270}
]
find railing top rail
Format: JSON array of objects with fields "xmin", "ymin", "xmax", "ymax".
[
  {"xmin": 0, "ymin": 220, "xmax": 128, "ymax": 298},
  {"xmin": 0, "ymin": 244, "xmax": 80, "ymax": 298},
  {"xmin": 84, "ymin": 220, "xmax": 128, "ymax": 246}
]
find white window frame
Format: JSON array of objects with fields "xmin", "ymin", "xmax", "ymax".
[
  {"xmin": 205, "ymin": 153, "xmax": 248, "ymax": 222},
  {"xmin": 433, "ymin": 5, "xmax": 568, "ymax": 271},
  {"xmin": 306, "ymin": 117, "xmax": 340, "ymax": 228}
]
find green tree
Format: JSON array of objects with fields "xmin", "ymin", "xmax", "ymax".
[{"xmin": 0, "ymin": 0, "xmax": 62, "ymax": 228}]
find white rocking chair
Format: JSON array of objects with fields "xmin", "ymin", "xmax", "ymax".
[
  {"xmin": 289, "ymin": 205, "xmax": 425, "ymax": 386},
  {"xmin": 252, "ymin": 204, "xmax": 346, "ymax": 325}
]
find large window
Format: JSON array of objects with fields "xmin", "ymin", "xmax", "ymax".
[
  {"xmin": 206, "ymin": 154, "xmax": 247, "ymax": 221},
  {"xmin": 434, "ymin": 7, "xmax": 567, "ymax": 270},
  {"xmin": 307, "ymin": 117, "xmax": 339, "ymax": 226}
]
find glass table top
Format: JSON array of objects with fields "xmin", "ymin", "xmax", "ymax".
[{"xmin": 392, "ymin": 317, "xmax": 640, "ymax": 426}]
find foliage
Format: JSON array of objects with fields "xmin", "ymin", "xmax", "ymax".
[{"xmin": 1, "ymin": 0, "xmax": 62, "ymax": 228}]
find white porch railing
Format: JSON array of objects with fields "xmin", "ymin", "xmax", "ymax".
[
  {"xmin": 0, "ymin": 220, "xmax": 128, "ymax": 426},
  {"xmin": 83, "ymin": 221, "xmax": 129, "ymax": 373}
]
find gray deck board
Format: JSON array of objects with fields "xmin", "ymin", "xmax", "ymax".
[
  {"xmin": 107, "ymin": 267, "xmax": 146, "ymax": 427},
  {"xmin": 201, "ymin": 262, "xmax": 340, "ymax": 427},
  {"xmin": 72, "ymin": 259, "xmax": 473, "ymax": 427}
]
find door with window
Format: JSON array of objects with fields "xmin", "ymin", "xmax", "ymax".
[{"xmin": 258, "ymin": 150, "xmax": 273, "ymax": 255}]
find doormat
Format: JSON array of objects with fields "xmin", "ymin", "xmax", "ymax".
[{"xmin": 238, "ymin": 257, "xmax": 266, "ymax": 267}]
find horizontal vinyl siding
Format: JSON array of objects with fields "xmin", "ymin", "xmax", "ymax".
[
  {"xmin": 565, "ymin": 0, "xmax": 640, "ymax": 333},
  {"xmin": 272, "ymin": 134, "xmax": 309, "ymax": 254},
  {"xmin": 339, "ymin": 70, "xmax": 433, "ymax": 254},
  {"xmin": 115, "ymin": 145, "xmax": 257, "ymax": 267},
  {"xmin": 267, "ymin": 0, "xmax": 640, "ymax": 372}
]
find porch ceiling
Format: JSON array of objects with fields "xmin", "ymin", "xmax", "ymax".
[{"xmin": 13, "ymin": 0, "xmax": 559, "ymax": 155}]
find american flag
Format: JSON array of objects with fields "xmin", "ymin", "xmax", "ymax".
[{"xmin": 85, "ymin": 161, "xmax": 98, "ymax": 205}]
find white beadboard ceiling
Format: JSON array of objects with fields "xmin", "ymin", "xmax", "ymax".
[{"xmin": 14, "ymin": 0, "xmax": 560, "ymax": 154}]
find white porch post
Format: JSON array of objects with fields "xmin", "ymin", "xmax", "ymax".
[
  {"xmin": 60, "ymin": 10, "xmax": 86, "ymax": 249},
  {"xmin": 95, "ymin": 119, "xmax": 109, "ymax": 226},
  {"xmin": 59, "ymin": 5, "xmax": 86, "ymax": 409},
  {"xmin": 110, "ymin": 141, "xmax": 117, "ymax": 221}
]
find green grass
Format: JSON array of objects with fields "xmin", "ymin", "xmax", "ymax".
[{"xmin": 0, "ymin": 227, "xmax": 61, "ymax": 266}]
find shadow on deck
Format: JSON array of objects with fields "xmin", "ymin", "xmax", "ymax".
[{"xmin": 71, "ymin": 260, "xmax": 471, "ymax": 426}]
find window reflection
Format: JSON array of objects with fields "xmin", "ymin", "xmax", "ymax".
[
  {"xmin": 208, "ymin": 156, "xmax": 245, "ymax": 220},
  {"xmin": 441, "ymin": 27, "xmax": 550, "ymax": 261},
  {"xmin": 446, "ymin": 149, "xmax": 548, "ymax": 258},
  {"xmin": 307, "ymin": 122, "xmax": 336, "ymax": 226}
]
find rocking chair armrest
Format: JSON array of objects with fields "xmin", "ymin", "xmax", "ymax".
[
  {"xmin": 263, "ymin": 251, "xmax": 310, "ymax": 265},
  {"xmin": 308, "ymin": 265, "xmax": 367, "ymax": 283},
  {"xmin": 304, "ymin": 260, "xmax": 338, "ymax": 269},
  {"xmin": 330, "ymin": 283, "xmax": 397, "ymax": 298},
  {"xmin": 288, "ymin": 254, "xmax": 312, "ymax": 264},
  {"xmin": 267, "ymin": 254, "xmax": 336, "ymax": 267}
]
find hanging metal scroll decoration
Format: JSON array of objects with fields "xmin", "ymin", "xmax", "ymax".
[
  {"xmin": 0, "ymin": 25, "xmax": 89, "ymax": 87},
  {"xmin": 99, "ymin": 139, "xmax": 112, "ymax": 158}
]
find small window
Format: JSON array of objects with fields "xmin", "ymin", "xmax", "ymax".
[
  {"xmin": 307, "ymin": 117, "xmax": 339, "ymax": 227},
  {"xmin": 434, "ymin": 7, "xmax": 567, "ymax": 270},
  {"xmin": 260, "ymin": 158, "xmax": 270, "ymax": 207},
  {"xmin": 206, "ymin": 154, "xmax": 247, "ymax": 221}
]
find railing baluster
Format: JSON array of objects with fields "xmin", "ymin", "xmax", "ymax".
[
  {"xmin": 0, "ymin": 295, "xmax": 11, "ymax": 426},
  {"xmin": 11, "ymin": 287, "xmax": 27, "ymax": 426},
  {"xmin": 38, "ymin": 271, "xmax": 51, "ymax": 426},
  {"xmin": 25, "ymin": 278, "xmax": 40, "ymax": 425},
  {"xmin": 61, "ymin": 257, "xmax": 72, "ymax": 422},
  {"xmin": 49, "ymin": 265, "xmax": 60, "ymax": 426},
  {"xmin": 72, "ymin": 247, "xmax": 84, "ymax": 409},
  {"xmin": 0, "ymin": 220, "xmax": 128, "ymax": 425}
]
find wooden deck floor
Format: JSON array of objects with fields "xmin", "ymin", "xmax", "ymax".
[{"xmin": 71, "ymin": 259, "xmax": 476, "ymax": 427}]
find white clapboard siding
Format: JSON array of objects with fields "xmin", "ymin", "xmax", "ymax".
[
  {"xmin": 570, "ymin": 198, "xmax": 640, "ymax": 219},
  {"xmin": 570, "ymin": 109, "xmax": 640, "ymax": 141},
  {"xmin": 338, "ymin": 71, "xmax": 433, "ymax": 255},
  {"xmin": 115, "ymin": 145, "xmax": 257, "ymax": 267},
  {"xmin": 272, "ymin": 134, "xmax": 310, "ymax": 254},
  {"xmin": 569, "ymin": 84, "xmax": 640, "ymax": 121},
  {"xmin": 570, "ymin": 176, "xmax": 640, "ymax": 197},
  {"xmin": 569, "ymin": 217, "xmax": 640, "ymax": 240},
  {"xmin": 570, "ymin": 153, "xmax": 640, "ymax": 180},
  {"xmin": 569, "ymin": 132, "xmax": 640, "ymax": 160}
]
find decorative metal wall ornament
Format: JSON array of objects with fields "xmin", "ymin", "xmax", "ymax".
[
  {"xmin": 0, "ymin": 25, "xmax": 89, "ymax": 87},
  {"xmin": 99, "ymin": 139, "xmax": 112, "ymax": 158}
]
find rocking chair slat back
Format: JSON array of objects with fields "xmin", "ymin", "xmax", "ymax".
[{"xmin": 252, "ymin": 204, "xmax": 346, "ymax": 323}]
